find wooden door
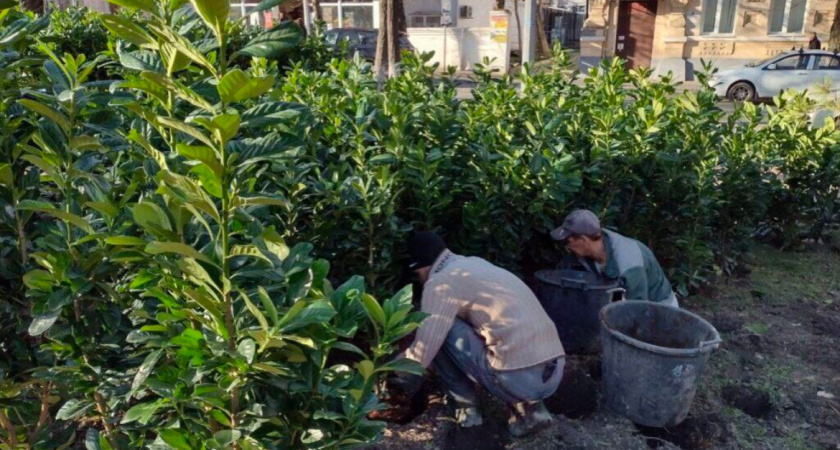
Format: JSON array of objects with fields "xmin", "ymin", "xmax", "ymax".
[{"xmin": 615, "ymin": 1, "xmax": 658, "ymax": 69}]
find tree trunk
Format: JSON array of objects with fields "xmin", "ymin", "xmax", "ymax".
[
  {"xmin": 393, "ymin": 0, "xmax": 406, "ymax": 34},
  {"xmin": 374, "ymin": 0, "xmax": 402, "ymax": 84},
  {"xmin": 387, "ymin": 0, "xmax": 397, "ymax": 77},
  {"xmin": 374, "ymin": 0, "xmax": 389, "ymax": 84},
  {"xmin": 21, "ymin": 0, "xmax": 44, "ymax": 13},
  {"xmin": 831, "ymin": 0, "xmax": 840, "ymax": 50},
  {"xmin": 514, "ymin": 0, "xmax": 522, "ymax": 57},
  {"xmin": 536, "ymin": 1, "xmax": 551, "ymax": 57}
]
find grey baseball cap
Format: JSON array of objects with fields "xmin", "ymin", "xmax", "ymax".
[{"xmin": 551, "ymin": 209, "xmax": 601, "ymax": 241}]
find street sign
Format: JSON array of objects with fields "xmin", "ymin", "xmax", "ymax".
[{"xmin": 441, "ymin": 0, "xmax": 453, "ymax": 25}]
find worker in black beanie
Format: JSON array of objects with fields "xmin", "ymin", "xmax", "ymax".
[
  {"xmin": 394, "ymin": 231, "xmax": 565, "ymax": 437},
  {"xmin": 406, "ymin": 231, "xmax": 447, "ymax": 282}
]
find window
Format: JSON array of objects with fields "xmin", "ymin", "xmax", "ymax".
[
  {"xmin": 701, "ymin": 0, "xmax": 737, "ymax": 34},
  {"xmin": 459, "ymin": 6, "xmax": 473, "ymax": 19},
  {"xmin": 766, "ymin": 54, "xmax": 809, "ymax": 70},
  {"xmin": 341, "ymin": 6, "xmax": 374, "ymax": 28},
  {"xmin": 769, "ymin": 0, "xmax": 808, "ymax": 34},
  {"xmin": 409, "ymin": 14, "xmax": 442, "ymax": 27},
  {"xmin": 230, "ymin": 3, "xmax": 270, "ymax": 28},
  {"xmin": 815, "ymin": 55, "xmax": 840, "ymax": 70},
  {"xmin": 317, "ymin": 0, "xmax": 376, "ymax": 30}
]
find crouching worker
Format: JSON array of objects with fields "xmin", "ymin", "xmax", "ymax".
[
  {"xmin": 552, "ymin": 209, "xmax": 679, "ymax": 307},
  {"xmin": 394, "ymin": 231, "xmax": 565, "ymax": 436}
]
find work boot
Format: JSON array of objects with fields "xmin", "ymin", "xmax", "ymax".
[
  {"xmin": 507, "ymin": 401, "xmax": 553, "ymax": 437},
  {"xmin": 454, "ymin": 406, "xmax": 484, "ymax": 428}
]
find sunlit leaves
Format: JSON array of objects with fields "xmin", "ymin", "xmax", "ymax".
[{"xmin": 233, "ymin": 22, "xmax": 302, "ymax": 59}]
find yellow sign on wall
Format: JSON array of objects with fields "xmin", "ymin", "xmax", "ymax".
[{"xmin": 490, "ymin": 11, "xmax": 508, "ymax": 44}]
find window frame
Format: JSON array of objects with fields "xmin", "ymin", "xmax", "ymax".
[
  {"xmin": 814, "ymin": 54, "xmax": 840, "ymax": 70},
  {"xmin": 768, "ymin": 0, "xmax": 809, "ymax": 35},
  {"xmin": 762, "ymin": 54, "xmax": 811, "ymax": 71},
  {"xmin": 700, "ymin": 0, "xmax": 738, "ymax": 36},
  {"xmin": 313, "ymin": 0, "xmax": 378, "ymax": 29}
]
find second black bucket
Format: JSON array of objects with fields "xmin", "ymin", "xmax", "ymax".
[
  {"xmin": 533, "ymin": 270, "xmax": 625, "ymax": 354},
  {"xmin": 600, "ymin": 301, "xmax": 722, "ymax": 427}
]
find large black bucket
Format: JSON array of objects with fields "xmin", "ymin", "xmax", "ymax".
[
  {"xmin": 533, "ymin": 270, "xmax": 625, "ymax": 354},
  {"xmin": 600, "ymin": 301, "xmax": 722, "ymax": 427}
]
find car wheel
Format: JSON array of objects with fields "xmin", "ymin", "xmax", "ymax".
[{"xmin": 728, "ymin": 82, "xmax": 755, "ymax": 102}]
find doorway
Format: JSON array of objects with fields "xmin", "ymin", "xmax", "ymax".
[{"xmin": 615, "ymin": 1, "xmax": 658, "ymax": 69}]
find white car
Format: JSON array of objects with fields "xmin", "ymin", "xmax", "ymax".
[{"xmin": 712, "ymin": 50, "xmax": 840, "ymax": 103}]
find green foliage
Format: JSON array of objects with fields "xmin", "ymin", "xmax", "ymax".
[
  {"xmin": 0, "ymin": 2, "xmax": 421, "ymax": 449},
  {"xmin": 42, "ymin": 6, "xmax": 110, "ymax": 60},
  {"xmin": 1, "ymin": 4, "xmax": 839, "ymax": 447}
]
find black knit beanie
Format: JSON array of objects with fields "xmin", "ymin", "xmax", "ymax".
[{"xmin": 406, "ymin": 231, "xmax": 447, "ymax": 270}]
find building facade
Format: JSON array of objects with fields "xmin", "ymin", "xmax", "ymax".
[
  {"xmin": 581, "ymin": 0, "xmax": 837, "ymax": 80},
  {"xmin": 308, "ymin": 0, "xmax": 520, "ymax": 71}
]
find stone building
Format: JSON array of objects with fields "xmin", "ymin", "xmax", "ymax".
[{"xmin": 581, "ymin": 0, "xmax": 838, "ymax": 80}]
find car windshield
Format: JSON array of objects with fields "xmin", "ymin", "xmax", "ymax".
[{"xmin": 747, "ymin": 55, "xmax": 783, "ymax": 67}]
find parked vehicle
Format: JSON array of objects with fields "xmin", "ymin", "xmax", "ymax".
[
  {"xmin": 712, "ymin": 50, "xmax": 840, "ymax": 103},
  {"xmin": 324, "ymin": 28, "xmax": 414, "ymax": 61}
]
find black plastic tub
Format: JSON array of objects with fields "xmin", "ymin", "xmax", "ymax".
[{"xmin": 533, "ymin": 269, "xmax": 625, "ymax": 354}]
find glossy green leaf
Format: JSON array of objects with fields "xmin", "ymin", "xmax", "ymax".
[
  {"xmin": 28, "ymin": 310, "xmax": 60, "ymax": 336},
  {"xmin": 361, "ymin": 294, "xmax": 386, "ymax": 327},
  {"xmin": 17, "ymin": 200, "xmax": 94, "ymax": 234},
  {"xmin": 159, "ymin": 117, "xmax": 215, "ymax": 148},
  {"xmin": 147, "ymin": 22, "xmax": 216, "ymax": 76},
  {"xmin": 278, "ymin": 299, "xmax": 336, "ymax": 332},
  {"xmin": 238, "ymin": 338, "xmax": 256, "ymax": 363},
  {"xmin": 218, "ymin": 69, "xmax": 275, "ymax": 103},
  {"xmin": 118, "ymin": 49, "xmax": 164, "ymax": 73},
  {"xmin": 100, "ymin": 14, "xmax": 157, "ymax": 48},
  {"xmin": 23, "ymin": 269, "xmax": 53, "ymax": 291},
  {"xmin": 130, "ymin": 349, "xmax": 164, "ymax": 398},
  {"xmin": 241, "ymin": 101, "xmax": 304, "ymax": 128},
  {"xmin": 131, "ymin": 201, "xmax": 173, "ymax": 235},
  {"xmin": 189, "ymin": 0, "xmax": 229, "ymax": 34},
  {"xmin": 121, "ymin": 399, "xmax": 164, "ymax": 424},
  {"xmin": 242, "ymin": 291, "xmax": 269, "ymax": 332},
  {"xmin": 145, "ymin": 241, "xmax": 214, "ymax": 264},
  {"xmin": 159, "ymin": 429, "xmax": 192, "ymax": 450},
  {"xmin": 356, "ymin": 360, "xmax": 375, "ymax": 381},
  {"xmin": 190, "ymin": 164, "xmax": 223, "ymax": 198},
  {"xmin": 55, "ymin": 399, "xmax": 94, "ymax": 420},
  {"xmin": 19, "ymin": 99, "xmax": 70, "ymax": 133},
  {"xmin": 105, "ymin": 236, "xmax": 148, "ymax": 246},
  {"xmin": 177, "ymin": 144, "xmax": 222, "ymax": 176},
  {"xmin": 234, "ymin": 22, "xmax": 302, "ymax": 59}
]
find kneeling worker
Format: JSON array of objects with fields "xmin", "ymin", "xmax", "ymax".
[
  {"xmin": 551, "ymin": 209, "xmax": 678, "ymax": 306},
  {"xmin": 398, "ymin": 231, "xmax": 565, "ymax": 436}
]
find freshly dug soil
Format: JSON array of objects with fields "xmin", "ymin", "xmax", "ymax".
[
  {"xmin": 721, "ymin": 385, "xmax": 773, "ymax": 419},
  {"xmin": 544, "ymin": 358, "xmax": 599, "ymax": 420},
  {"xmin": 635, "ymin": 413, "xmax": 731, "ymax": 449}
]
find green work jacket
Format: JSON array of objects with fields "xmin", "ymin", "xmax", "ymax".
[{"xmin": 578, "ymin": 229, "xmax": 678, "ymax": 306}]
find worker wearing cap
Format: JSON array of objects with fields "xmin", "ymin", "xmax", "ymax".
[
  {"xmin": 397, "ymin": 231, "xmax": 565, "ymax": 436},
  {"xmin": 551, "ymin": 210, "xmax": 679, "ymax": 307}
]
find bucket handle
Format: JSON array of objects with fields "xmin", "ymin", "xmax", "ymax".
[
  {"xmin": 698, "ymin": 338, "xmax": 723, "ymax": 350},
  {"xmin": 605, "ymin": 287, "xmax": 625, "ymax": 302}
]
